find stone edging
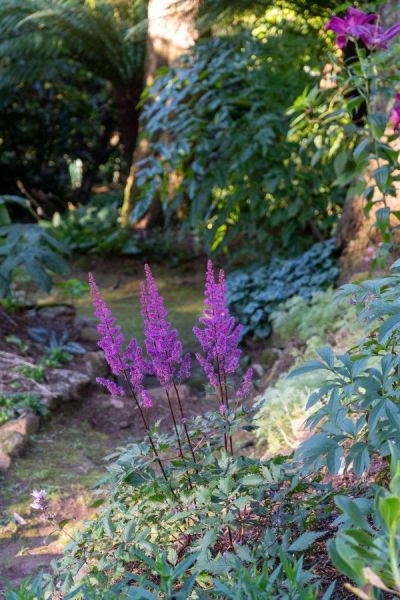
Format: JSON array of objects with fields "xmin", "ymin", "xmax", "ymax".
[{"xmin": 0, "ymin": 351, "xmax": 107, "ymax": 471}]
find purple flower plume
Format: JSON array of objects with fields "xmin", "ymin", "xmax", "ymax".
[
  {"xmin": 326, "ymin": 7, "xmax": 400, "ymax": 50},
  {"xmin": 124, "ymin": 338, "xmax": 153, "ymax": 408},
  {"xmin": 31, "ymin": 489, "xmax": 47, "ymax": 511},
  {"xmin": 194, "ymin": 260, "xmax": 242, "ymax": 387},
  {"xmin": 89, "ymin": 273, "xmax": 152, "ymax": 409},
  {"xmin": 140, "ymin": 265, "xmax": 188, "ymax": 388},
  {"xmin": 89, "ymin": 273, "xmax": 125, "ymax": 375}
]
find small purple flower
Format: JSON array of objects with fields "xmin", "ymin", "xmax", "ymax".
[
  {"xmin": 326, "ymin": 7, "xmax": 400, "ymax": 50},
  {"xmin": 31, "ymin": 489, "xmax": 47, "ymax": 511},
  {"xmin": 236, "ymin": 368, "xmax": 253, "ymax": 400},
  {"xmin": 326, "ymin": 7, "xmax": 377, "ymax": 48},
  {"xmin": 96, "ymin": 377, "xmax": 125, "ymax": 399},
  {"xmin": 390, "ymin": 93, "xmax": 400, "ymax": 132},
  {"xmin": 219, "ymin": 404, "xmax": 227, "ymax": 416}
]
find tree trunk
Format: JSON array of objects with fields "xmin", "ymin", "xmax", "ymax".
[
  {"xmin": 75, "ymin": 110, "xmax": 115, "ymax": 204},
  {"xmin": 120, "ymin": 0, "xmax": 198, "ymax": 227},
  {"xmin": 112, "ymin": 84, "xmax": 143, "ymax": 172}
]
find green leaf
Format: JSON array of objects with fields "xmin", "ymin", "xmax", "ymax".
[
  {"xmin": 288, "ymin": 530, "xmax": 327, "ymax": 552},
  {"xmin": 379, "ymin": 496, "xmax": 400, "ymax": 530}
]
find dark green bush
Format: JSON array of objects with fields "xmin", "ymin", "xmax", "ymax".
[
  {"xmin": 52, "ymin": 193, "xmax": 139, "ymax": 255},
  {"xmin": 226, "ymin": 239, "xmax": 339, "ymax": 339}
]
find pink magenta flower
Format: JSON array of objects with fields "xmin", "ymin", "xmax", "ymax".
[
  {"xmin": 390, "ymin": 93, "xmax": 400, "ymax": 132},
  {"xmin": 140, "ymin": 265, "xmax": 189, "ymax": 388},
  {"xmin": 326, "ymin": 7, "xmax": 400, "ymax": 50},
  {"xmin": 362, "ymin": 23, "xmax": 400, "ymax": 49},
  {"xmin": 89, "ymin": 273, "xmax": 125, "ymax": 375},
  {"xmin": 194, "ymin": 260, "xmax": 242, "ymax": 387},
  {"xmin": 31, "ymin": 489, "xmax": 47, "ymax": 511},
  {"xmin": 89, "ymin": 273, "xmax": 151, "ymax": 409},
  {"xmin": 326, "ymin": 7, "xmax": 377, "ymax": 48},
  {"xmin": 219, "ymin": 404, "xmax": 227, "ymax": 415}
]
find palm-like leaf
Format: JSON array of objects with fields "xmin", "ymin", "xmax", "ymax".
[{"xmin": 0, "ymin": 0, "xmax": 147, "ymax": 88}]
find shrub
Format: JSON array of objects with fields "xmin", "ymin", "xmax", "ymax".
[
  {"xmin": 329, "ymin": 446, "xmax": 400, "ymax": 598},
  {"xmin": 134, "ymin": 18, "xmax": 341, "ymax": 258},
  {"xmin": 271, "ymin": 288, "xmax": 357, "ymax": 346},
  {"xmin": 255, "ymin": 289, "xmax": 359, "ymax": 455},
  {"xmin": 226, "ymin": 239, "xmax": 339, "ymax": 339},
  {"xmin": 23, "ymin": 261, "xmax": 337, "ymax": 598},
  {"xmin": 255, "ymin": 370, "xmax": 327, "ymax": 456},
  {"xmin": 0, "ymin": 195, "xmax": 70, "ymax": 299},
  {"xmin": 292, "ymin": 258, "xmax": 400, "ymax": 477},
  {"xmin": 52, "ymin": 192, "xmax": 140, "ymax": 255}
]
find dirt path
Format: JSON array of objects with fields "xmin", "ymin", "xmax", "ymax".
[{"xmin": 0, "ymin": 378, "xmax": 214, "ymax": 594}]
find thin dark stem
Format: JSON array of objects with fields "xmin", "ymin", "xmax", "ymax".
[
  {"xmin": 216, "ymin": 355, "xmax": 228, "ymax": 452},
  {"xmin": 165, "ymin": 388, "xmax": 184, "ymax": 458},
  {"xmin": 173, "ymin": 382, "xmax": 197, "ymax": 463},
  {"xmin": 121, "ymin": 371, "xmax": 176, "ymax": 498},
  {"xmin": 222, "ymin": 368, "xmax": 234, "ymax": 456},
  {"xmin": 227, "ymin": 526, "xmax": 234, "ymax": 551}
]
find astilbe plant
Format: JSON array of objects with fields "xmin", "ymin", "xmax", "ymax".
[{"xmin": 38, "ymin": 262, "xmax": 338, "ymax": 598}]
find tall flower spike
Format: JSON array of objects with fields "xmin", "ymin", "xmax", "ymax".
[
  {"xmin": 96, "ymin": 377, "xmax": 125, "ymax": 400},
  {"xmin": 140, "ymin": 264, "xmax": 184, "ymax": 388},
  {"xmin": 194, "ymin": 260, "xmax": 242, "ymax": 387},
  {"xmin": 89, "ymin": 273, "xmax": 151, "ymax": 409},
  {"xmin": 89, "ymin": 273, "xmax": 125, "ymax": 375}
]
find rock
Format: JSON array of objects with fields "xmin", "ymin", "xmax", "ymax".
[
  {"xmin": 0, "ymin": 350, "xmax": 25, "ymax": 370},
  {"xmin": 78, "ymin": 327, "xmax": 100, "ymax": 343},
  {"xmin": 0, "ymin": 430, "xmax": 24, "ymax": 457},
  {"xmin": 39, "ymin": 394, "xmax": 59, "ymax": 410},
  {"xmin": 74, "ymin": 316, "xmax": 97, "ymax": 328},
  {"xmin": 84, "ymin": 351, "xmax": 108, "ymax": 379},
  {"xmin": 38, "ymin": 304, "xmax": 75, "ymax": 319},
  {"xmin": 45, "ymin": 369, "xmax": 91, "ymax": 403},
  {"xmin": 1, "ymin": 412, "xmax": 40, "ymax": 437},
  {"xmin": 0, "ymin": 452, "xmax": 11, "ymax": 471}
]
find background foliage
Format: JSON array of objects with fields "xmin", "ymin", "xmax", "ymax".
[{"xmin": 133, "ymin": 13, "xmax": 343, "ymax": 257}]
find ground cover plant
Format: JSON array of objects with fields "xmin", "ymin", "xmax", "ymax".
[
  {"xmin": 255, "ymin": 288, "xmax": 360, "ymax": 454},
  {"xmin": 226, "ymin": 239, "xmax": 339, "ymax": 339}
]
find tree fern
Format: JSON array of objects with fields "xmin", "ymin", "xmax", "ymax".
[{"xmin": 0, "ymin": 0, "xmax": 148, "ymax": 164}]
